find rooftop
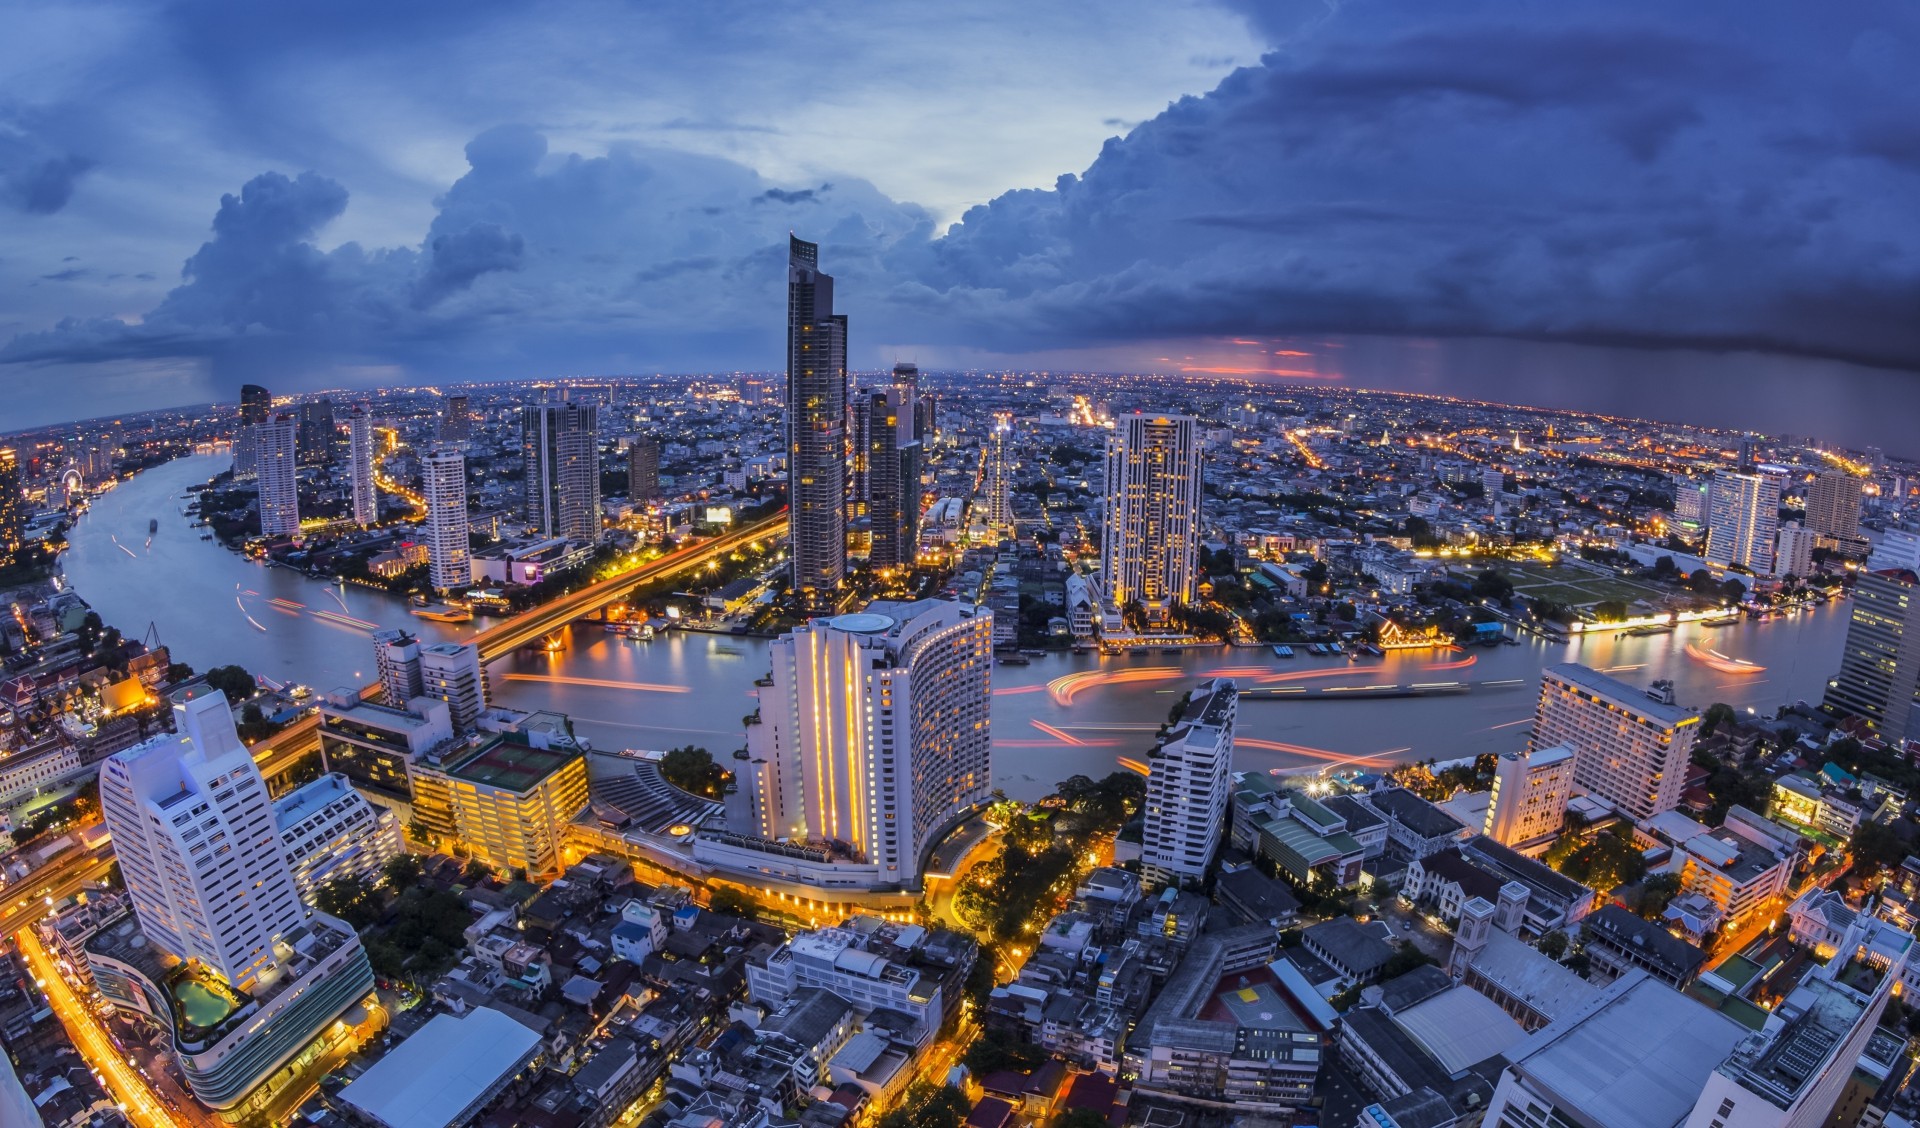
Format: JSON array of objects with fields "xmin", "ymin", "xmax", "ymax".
[
  {"xmin": 1506, "ymin": 972, "xmax": 1746, "ymax": 1128},
  {"xmin": 1583, "ymin": 905, "xmax": 1707, "ymax": 978},
  {"xmin": 1543, "ymin": 662, "xmax": 1698, "ymax": 727},
  {"xmin": 1369, "ymin": 787, "xmax": 1468, "ymax": 839},
  {"xmin": 272, "ymin": 771, "xmax": 358, "ymax": 828},
  {"xmin": 1395, "ymin": 985, "xmax": 1528, "ymax": 1074},
  {"xmin": 450, "ymin": 733, "xmax": 581, "ymax": 792},
  {"xmin": 338, "ymin": 1006, "xmax": 541, "ymax": 1128}
]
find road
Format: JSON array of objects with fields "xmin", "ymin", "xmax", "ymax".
[
  {"xmin": 0, "ymin": 851, "xmax": 115, "ymax": 938},
  {"xmin": 16, "ymin": 926, "xmax": 207, "ymax": 1128},
  {"xmin": 249, "ymin": 512, "xmax": 787, "ymax": 782}
]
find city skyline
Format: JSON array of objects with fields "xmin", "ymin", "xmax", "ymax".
[{"xmin": 2, "ymin": 4, "xmax": 1917, "ymax": 445}]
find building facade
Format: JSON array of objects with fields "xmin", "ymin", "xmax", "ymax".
[
  {"xmin": 1706, "ymin": 467, "xmax": 1785, "ymax": 574},
  {"xmin": 736, "ymin": 600, "xmax": 992, "ymax": 888},
  {"xmin": 254, "ymin": 412, "xmax": 301, "ymax": 538},
  {"xmin": 347, "ymin": 404, "xmax": 377, "ymax": 527},
  {"xmin": 423, "ymin": 446, "xmax": 471, "ymax": 594},
  {"xmin": 1101, "ymin": 413, "xmax": 1202, "ymax": 625},
  {"xmin": 1807, "ymin": 471, "xmax": 1864, "ymax": 540},
  {"xmin": 628, "ymin": 435, "xmax": 660, "ymax": 502},
  {"xmin": 421, "ymin": 642, "xmax": 489, "ymax": 735},
  {"xmin": 1533, "ymin": 663, "xmax": 1699, "ymax": 821},
  {"xmin": 407, "ymin": 728, "xmax": 589, "ymax": 877},
  {"xmin": 521, "ymin": 400, "xmax": 601, "ymax": 541},
  {"xmin": 274, "ymin": 771, "xmax": 404, "ymax": 900},
  {"xmin": 1823, "ymin": 569, "xmax": 1920, "ymax": 747},
  {"xmin": 1484, "ymin": 745, "xmax": 1575, "ymax": 849},
  {"xmin": 786, "ymin": 235, "xmax": 848, "ymax": 610},
  {"xmin": 233, "ymin": 383, "xmax": 271, "ymax": 478},
  {"xmin": 1142, "ymin": 678, "xmax": 1236, "ymax": 890}
]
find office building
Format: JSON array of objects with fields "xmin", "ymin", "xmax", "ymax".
[
  {"xmin": 628, "ymin": 435, "xmax": 660, "ymax": 502},
  {"xmin": 854, "ymin": 385, "xmax": 920, "ymax": 571},
  {"xmin": 1706, "ymin": 467, "xmax": 1785, "ymax": 574},
  {"xmin": 981, "ymin": 414, "xmax": 1013, "ymax": 536},
  {"xmin": 1807, "ymin": 470, "xmax": 1864, "ymax": 540},
  {"xmin": 372, "ymin": 628, "xmax": 424, "ymax": 705},
  {"xmin": 318, "ymin": 688, "xmax": 455, "ymax": 816},
  {"xmin": 407, "ymin": 725, "xmax": 588, "ymax": 877},
  {"xmin": 1775, "ymin": 520, "xmax": 1817, "ymax": 579},
  {"xmin": 296, "ymin": 398, "xmax": 335, "ymax": 464},
  {"xmin": 1484, "ymin": 744, "xmax": 1575, "ymax": 849},
  {"xmin": 347, "ymin": 404, "xmax": 376, "ymax": 527},
  {"xmin": 92, "ymin": 692, "xmax": 376, "ymax": 1111},
  {"xmin": 233, "ymin": 382, "xmax": 271, "ymax": 477},
  {"xmin": 1533, "ymin": 663, "xmax": 1700, "ymax": 821},
  {"xmin": 254, "ymin": 411, "xmax": 301, "ymax": 537},
  {"xmin": 732, "ymin": 600, "xmax": 992, "ymax": 888},
  {"xmin": 1824, "ymin": 569, "xmax": 1920, "ymax": 746},
  {"xmin": 0, "ymin": 448, "xmax": 22, "ymax": 568},
  {"xmin": 521, "ymin": 400, "xmax": 601, "ymax": 541},
  {"xmin": 274, "ymin": 771, "xmax": 404, "ymax": 901},
  {"xmin": 1685, "ymin": 970, "xmax": 1896, "ymax": 1128},
  {"xmin": 439, "ymin": 393, "xmax": 471, "ymax": 444},
  {"xmin": 1101, "ymin": 413, "xmax": 1202, "ymax": 625},
  {"xmin": 786, "ymin": 235, "xmax": 849, "ymax": 610},
  {"xmin": 747, "ymin": 920, "xmax": 967, "ymax": 1045},
  {"xmin": 423, "ymin": 446, "xmax": 471, "ymax": 594},
  {"xmin": 422, "ymin": 641, "xmax": 489, "ymax": 734},
  {"xmin": 1142, "ymin": 678, "xmax": 1237, "ymax": 890},
  {"xmin": 1673, "ymin": 475, "xmax": 1711, "ymax": 526}
]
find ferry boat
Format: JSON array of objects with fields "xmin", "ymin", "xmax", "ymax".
[
  {"xmin": 1701, "ymin": 614, "xmax": 1741, "ymax": 628},
  {"xmin": 149, "ymin": 518, "xmax": 159, "ymax": 534},
  {"xmin": 1272, "ymin": 645, "xmax": 1295, "ymax": 658},
  {"xmin": 997, "ymin": 654, "xmax": 1031, "ymax": 666},
  {"xmin": 1624, "ymin": 624, "xmax": 1675, "ymax": 637},
  {"xmin": 410, "ymin": 603, "xmax": 473, "ymax": 623}
]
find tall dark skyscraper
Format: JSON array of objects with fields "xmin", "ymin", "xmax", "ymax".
[
  {"xmin": 234, "ymin": 383, "xmax": 271, "ymax": 477},
  {"xmin": 787, "ymin": 235, "xmax": 848, "ymax": 610},
  {"xmin": 0, "ymin": 448, "xmax": 23, "ymax": 568},
  {"xmin": 521, "ymin": 400, "xmax": 601, "ymax": 541},
  {"xmin": 1824, "ymin": 569, "xmax": 1920, "ymax": 746},
  {"xmin": 297, "ymin": 398, "xmax": 336, "ymax": 464},
  {"xmin": 628, "ymin": 435, "xmax": 660, "ymax": 502},
  {"xmin": 856, "ymin": 385, "xmax": 920, "ymax": 572},
  {"xmin": 440, "ymin": 394, "xmax": 471, "ymax": 443}
]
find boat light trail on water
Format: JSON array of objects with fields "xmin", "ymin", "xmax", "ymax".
[
  {"xmin": 235, "ymin": 595, "xmax": 267, "ymax": 632},
  {"xmin": 309, "ymin": 609, "xmax": 380, "ymax": 630},
  {"xmin": 1030, "ymin": 720, "xmax": 1092, "ymax": 746},
  {"xmin": 1046, "ymin": 666, "xmax": 1185, "ymax": 706},
  {"xmin": 503, "ymin": 674, "xmax": 692, "ymax": 694},
  {"xmin": 1686, "ymin": 643, "xmax": 1766, "ymax": 675},
  {"xmin": 1117, "ymin": 757, "xmax": 1150, "ymax": 775},
  {"xmin": 991, "ymin": 685, "xmax": 1049, "ymax": 696}
]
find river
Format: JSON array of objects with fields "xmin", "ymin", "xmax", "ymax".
[{"xmin": 65, "ymin": 453, "xmax": 1852, "ymax": 799}]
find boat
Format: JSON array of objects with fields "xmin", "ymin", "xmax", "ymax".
[
  {"xmin": 1646, "ymin": 679, "xmax": 1677, "ymax": 705},
  {"xmin": 997, "ymin": 654, "xmax": 1031, "ymax": 666},
  {"xmin": 410, "ymin": 603, "xmax": 473, "ymax": 623},
  {"xmin": 149, "ymin": 518, "xmax": 159, "ymax": 534},
  {"xmin": 1272, "ymin": 645, "xmax": 1295, "ymax": 659},
  {"xmin": 1701, "ymin": 614, "xmax": 1741, "ymax": 628},
  {"xmin": 627, "ymin": 623, "xmax": 655, "ymax": 641},
  {"xmin": 1624, "ymin": 624, "xmax": 1674, "ymax": 637},
  {"xmin": 1329, "ymin": 641, "xmax": 1344, "ymax": 654}
]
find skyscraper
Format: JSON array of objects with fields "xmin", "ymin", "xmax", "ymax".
[
  {"xmin": 1484, "ymin": 744, "xmax": 1575, "ymax": 848},
  {"xmin": 439, "ymin": 393, "xmax": 471, "ymax": 444},
  {"xmin": 1532, "ymin": 663, "xmax": 1700, "ymax": 821},
  {"xmin": 0, "ymin": 448, "xmax": 22, "ymax": 568},
  {"xmin": 347, "ymin": 404, "xmax": 376, "ymax": 527},
  {"xmin": 854, "ymin": 385, "xmax": 920, "ymax": 571},
  {"xmin": 1101, "ymin": 413, "xmax": 1203, "ymax": 625},
  {"xmin": 296, "ymin": 398, "xmax": 335, "ymax": 465},
  {"xmin": 982, "ymin": 414, "xmax": 1013, "ymax": 536},
  {"xmin": 628, "ymin": 435, "xmax": 660, "ymax": 502},
  {"xmin": 372, "ymin": 628, "xmax": 424, "ymax": 705},
  {"xmin": 92, "ymin": 692, "xmax": 376, "ymax": 1111},
  {"xmin": 1807, "ymin": 470, "xmax": 1864, "ymax": 540},
  {"xmin": 421, "ymin": 641, "xmax": 489, "ymax": 734},
  {"xmin": 422, "ymin": 446, "xmax": 471, "ymax": 594},
  {"xmin": 254, "ymin": 412, "xmax": 301, "ymax": 537},
  {"xmin": 1824, "ymin": 569, "xmax": 1920, "ymax": 746},
  {"xmin": 891, "ymin": 362, "xmax": 929, "ymax": 441},
  {"xmin": 233, "ymin": 383, "xmax": 271, "ymax": 477},
  {"xmin": 787, "ymin": 235, "xmax": 848, "ymax": 610},
  {"xmin": 737, "ymin": 600, "xmax": 992, "ymax": 886},
  {"xmin": 521, "ymin": 400, "xmax": 601, "ymax": 541},
  {"xmin": 1706, "ymin": 467, "xmax": 1784, "ymax": 574},
  {"xmin": 1775, "ymin": 520, "xmax": 1817, "ymax": 579},
  {"xmin": 1141, "ymin": 677, "xmax": 1236, "ymax": 890}
]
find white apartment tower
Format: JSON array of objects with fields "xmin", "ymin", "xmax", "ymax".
[
  {"xmin": 982, "ymin": 415, "xmax": 1013, "ymax": 536},
  {"xmin": 98, "ymin": 692, "xmax": 306, "ymax": 990},
  {"xmin": 347, "ymin": 404, "xmax": 377, "ymax": 527},
  {"xmin": 1776, "ymin": 521, "xmax": 1817, "ymax": 579},
  {"xmin": 1707, "ymin": 467, "xmax": 1785, "ymax": 574},
  {"xmin": 1533, "ymin": 663, "xmax": 1700, "ymax": 821},
  {"xmin": 422, "ymin": 446, "xmax": 471, "ymax": 594},
  {"xmin": 1101, "ymin": 413, "xmax": 1203, "ymax": 625},
  {"xmin": 1142, "ymin": 677, "xmax": 1236, "ymax": 890},
  {"xmin": 421, "ymin": 641, "xmax": 488, "ymax": 735},
  {"xmin": 1484, "ymin": 744, "xmax": 1575, "ymax": 849},
  {"xmin": 254, "ymin": 412, "xmax": 301, "ymax": 538},
  {"xmin": 372, "ymin": 628, "xmax": 424, "ymax": 705},
  {"xmin": 1806, "ymin": 470, "xmax": 1864, "ymax": 540},
  {"xmin": 738, "ymin": 600, "xmax": 992, "ymax": 886}
]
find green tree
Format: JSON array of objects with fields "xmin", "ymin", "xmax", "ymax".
[
  {"xmin": 203, "ymin": 664, "xmax": 255, "ymax": 701},
  {"xmin": 382, "ymin": 853, "xmax": 425, "ymax": 892},
  {"xmin": 964, "ymin": 1030, "xmax": 1047, "ymax": 1075},
  {"xmin": 660, "ymin": 746, "xmax": 729, "ymax": 799},
  {"xmin": 707, "ymin": 886, "xmax": 756, "ymax": 916},
  {"xmin": 1638, "ymin": 873, "xmax": 1684, "ymax": 921},
  {"xmin": 878, "ymin": 1084, "xmax": 969, "ymax": 1128},
  {"xmin": 1538, "ymin": 930, "xmax": 1569, "ymax": 960}
]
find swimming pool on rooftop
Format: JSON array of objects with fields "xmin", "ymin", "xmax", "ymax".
[{"xmin": 171, "ymin": 978, "xmax": 237, "ymax": 1029}]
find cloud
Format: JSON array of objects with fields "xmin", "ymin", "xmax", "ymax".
[{"xmin": 0, "ymin": 114, "xmax": 92, "ymax": 214}]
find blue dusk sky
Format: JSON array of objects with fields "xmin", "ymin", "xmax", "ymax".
[{"xmin": 2, "ymin": 1, "xmax": 1917, "ymax": 442}]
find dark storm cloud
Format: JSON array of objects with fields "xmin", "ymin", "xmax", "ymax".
[
  {"xmin": 2, "ymin": 0, "xmax": 1917, "ymax": 396},
  {"xmin": 0, "ymin": 114, "xmax": 92, "ymax": 214}
]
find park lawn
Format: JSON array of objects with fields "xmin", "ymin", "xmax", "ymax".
[{"xmin": 1476, "ymin": 561, "xmax": 1669, "ymax": 608}]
